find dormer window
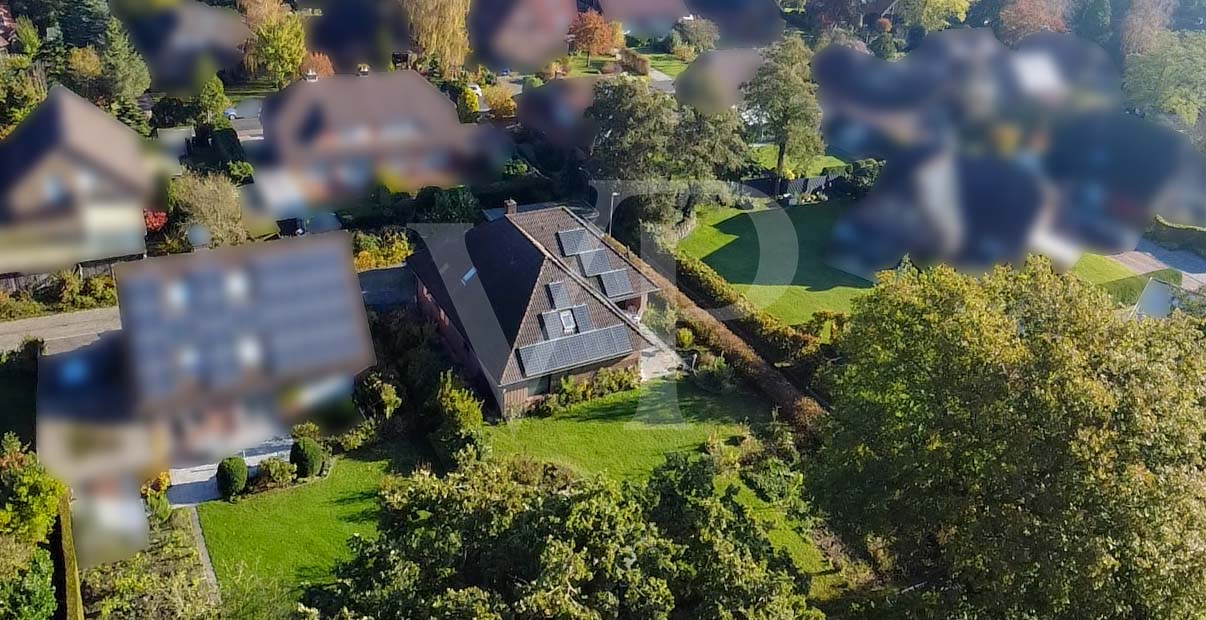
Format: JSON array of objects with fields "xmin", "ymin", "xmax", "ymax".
[{"xmin": 558, "ymin": 309, "xmax": 576, "ymax": 335}]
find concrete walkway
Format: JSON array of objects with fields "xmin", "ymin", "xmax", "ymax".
[
  {"xmin": 1110, "ymin": 239, "xmax": 1206, "ymax": 291},
  {"xmin": 167, "ymin": 437, "xmax": 293, "ymax": 506},
  {"xmin": 0, "ymin": 307, "xmax": 121, "ymax": 352}
]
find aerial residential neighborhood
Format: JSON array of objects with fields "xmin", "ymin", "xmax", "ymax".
[{"xmin": 0, "ymin": 1, "xmax": 1205, "ymax": 620}]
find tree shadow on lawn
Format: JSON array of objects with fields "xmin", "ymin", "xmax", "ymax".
[
  {"xmin": 700, "ymin": 202, "xmax": 872, "ymax": 294},
  {"xmin": 556, "ymin": 379, "xmax": 771, "ymax": 429}
]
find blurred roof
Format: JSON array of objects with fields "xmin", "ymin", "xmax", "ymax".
[
  {"xmin": 675, "ymin": 47, "xmax": 763, "ymax": 113},
  {"xmin": 470, "ymin": 0, "xmax": 576, "ymax": 71},
  {"xmin": 113, "ymin": 232, "xmax": 374, "ymax": 416}
]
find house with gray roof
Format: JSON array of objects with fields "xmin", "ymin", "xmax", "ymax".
[{"xmin": 409, "ymin": 204, "xmax": 658, "ymax": 413}]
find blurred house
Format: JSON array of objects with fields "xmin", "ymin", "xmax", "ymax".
[
  {"xmin": 0, "ymin": 86, "xmax": 152, "ymax": 277},
  {"xmin": 587, "ymin": 0, "xmax": 691, "ymax": 38},
  {"xmin": 674, "ymin": 47, "xmax": 763, "ymax": 115},
  {"xmin": 249, "ymin": 70, "xmax": 510, "ymax": 218},
  {"xmin": 470, "ymin": 0, "xmax": 576, "ymax": 72},
  {"xmin": 685, "ymin": 0, "xmax": 783, "ymax": 46},
  {"xmin": 37, "ymin": 232, "xmax": 373, "ymax": 563},
  {"xmin": 302, "ymin": 0, "xmax": 411, "ymax": 72},
  {"xmin": 1132, "ymin": 277, "xmax": 1206, "ymax": 319},
  {"xmin": 517, "ymin": 76, "xmax": 606, "ymax": 159},
  {"xmin": 410, "ymin": 204, "xmax": 658, "ymax": 412},
  {"xmin": 123, "ymin": 0, "xmax": 251, "ymax": 89}
]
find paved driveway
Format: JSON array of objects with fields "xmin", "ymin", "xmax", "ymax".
[
  {"xmin": 1111, "ymin": 239, "xmax": 1206, "ymax": 290},
  {"xmin": 0, "ymin": 307, "xmax": 121, "ymax": 352}
]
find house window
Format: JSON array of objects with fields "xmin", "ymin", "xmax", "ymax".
[{"xmin": 558, "ymin": 309, "xmax": 576, "ymax": 335}]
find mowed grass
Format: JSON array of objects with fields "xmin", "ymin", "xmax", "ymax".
[
  {"xmin": 487, "ymin": 379, "xmax": 770, "ymax": 481},
  {"xmin": 750, "ymin": 146, "xmax": 847, "ymax": 178},
  {"xmin": 1070, "ymin": 253, "xmax": 1181, "ymax": 305},
  {"xmin": 634, "ymin": 45, "xmax": 689, "ymax": 77},
  {"xmin": 196, "ymin": 442, "xmax": 423, "ymax": 599},
  {"xmin": 678, "ymin": 203, "xmax": 873, "ymax": 324}
]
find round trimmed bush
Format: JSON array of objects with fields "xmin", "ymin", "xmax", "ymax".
[
  {"xmin": 290, "ymin": 437, "xmax": 325, "ymax": 478},
  {"xmin": 216, "ymin": 456, "xmax": 248, "ymax": 499}
]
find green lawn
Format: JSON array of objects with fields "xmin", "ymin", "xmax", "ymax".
[
  {"xmin": 566, "ymin": 53, "xmax": 608, "ymax": 76},
  {"xmin": 634, "ymin": 45, "xmax": 689, "ymax": 77},
  {"xmin": 224, "ymin": 78, "xmax": 277, "ymax": 102},
  {"xmin": 1070, "ymin": 253, "xmax": 1183, "ymax": 306},
  {"xmin": 566, "ymin": 48, "xmax": 689, "ymax": 78},
  {"xmin": 487, "ymin": 379, "xmax": 770, "ymax": 480},
  {"xmin": 751, "ymin": 146, "xmax": 846, "ymax": 178},
  {"xmin": 196, "ymin": 442, "xmax": 423, "ymax": 600},
  {"xmin": 678, "ymin": 203, "xmax": 873, "ymax": 324}
]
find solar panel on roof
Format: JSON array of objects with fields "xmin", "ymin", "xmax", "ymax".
[
  {"xmin": 578, "ymin": 249, "xmax": 611, "ymax": 276},
  {"xmin": 570, "ymin": 305, "xmax": 593, "ymax": 331},
  {"xmin": 547, "ymin": 281, "xmax": 571, "ymax": 308},
  {"xmin": 516, "ymin": 324, "xmax": 633, "ymax": 376},
  {"xmin": 556, "ymin": 228, "xmax": 596, "ymax": 256},
  {"xmin": 598, "ymin": 269, "xmax": 634, "ymax": 298}
]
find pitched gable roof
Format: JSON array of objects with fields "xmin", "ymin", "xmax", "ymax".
[
  {"xmin": 0, "ymin": 85, "xmax": 152, "ymax": 219},
  {"xmin": 410, "ymin": 208, "xmax": 654, "ymax": 387}
]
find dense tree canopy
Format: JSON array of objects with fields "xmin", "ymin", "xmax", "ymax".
[
  {"xmin": 306, "ymin": 454, "xmax": 822, "ymax": 620},
  {"xmin": 169, "ymin": 172, "xmax": 248, "ymax": 247},
  {"xmin": 587, "ymin": 77, "xmax": 677, "ymax": 180},
  {"xmin": 671, "ymin": 106, "xmax": 749, "ymax": 181},
  {"xmin": 810, "ymin": 258, "xmax": 1206, "ymax": 620},
  {"xmin": 893, "ymin": 0, "xmax": 971, "ymax": 30},
  {"xmin": 1124, "ymin": 31, "xmax": 1206, "ymax": 126},
  {"xmin": 100, "ymin": 17, "xmax": 151, "ymax": 103},
  {"xmin": 255, "ymin": 12, "xmax": 307, "ymax": 87},
  {"xmin": 997, "ymin": 0, "xmax": 1069, "ymax": 43},
  {"xmin": 401, "ymin": 0, "xmax": 472, "ymax": 76},
  {"xmin": 569, "ymin": 9, "xmax": 613, "ymax": 66},
  {"xmin": 60, "ymin": 0, "xmax": 112, "ymax": 48},
  {"xmin": 674, "ymin": 17, "xmax": 721, "ymax": 53}
]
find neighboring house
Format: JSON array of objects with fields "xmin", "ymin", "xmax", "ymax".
[
  {"xmin": 302, "ymin": 0, "xmax": 411, "ymax": 72},
  {"xmin": 471, "ymin": 0, "xmax": 577, "ymax": 72},
  {"xmin": 37, "ymin": 232, "xmax": 373, "ymax": 563},
  {"xmin": 410, "ymin": 203, "xmax": 658, "ymax": 412},
  {"xmin": 250, "ymin": 70, "xmax": 510, "ymax": 218},
  {"xmin": 517, "ymin": 76, "xmax": 607, "ymax": 159},
  {"xmin": 674, "ymin": 47, "xmax": 763, "ymax": 115},
  {"xmin": 0, "ymin": 85, "xmax": 152, "ymax": 276},
  {"xmin": 123, "ymin": 0, "xmax": 251, "ymax": 88},
  {"xmin": 685, "ymin": 0, "xmax": 784, "ymax": 45},
  {"xmin": 588, "ymin": 0, "xmax": 690, "ymax": 38}
]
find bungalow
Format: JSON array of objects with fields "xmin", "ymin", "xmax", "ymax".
[
  {"xmin": 250, "ymin": 70, "xmax": 510, "ymax": 218},
  {"xmin": 0, "ymin": 85, "xmax": 152, "ymax": 278},
  {"xmin": 409, "ymin": 203, "xmax": 659, "ymax": 413},
  {"xmin": 470, "ymin": 0, "xmax": 577, "ymax": 72}
]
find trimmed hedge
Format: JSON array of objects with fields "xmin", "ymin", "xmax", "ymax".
[
  {"xmin": 216, "ymin": 456, "xmax": 248, "ymax": 499},
  {"xmin": 55, "ymin": 493, "xmax": 84, "ymax": 620},
  {"xmin": 1146, "ymin": 216, "xmax": 1206, "ymax": 259},
  {"xmin": 290, "ymin": 437, "xmax": 325, "ymax": 479}
]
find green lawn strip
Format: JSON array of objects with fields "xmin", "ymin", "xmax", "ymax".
[
  {"xmin": 678, "ymin": 203, "xmax": 873, "ymax": 324},
  {"xmin": 750, "ymin": 146, "xmax": 846, "ymax": 178},
  {"xmin": 1069, "ymin": 254, "xmax": 1181, "ymax": 305},
  {"xmin": 567, "ymin": 54, "xmax": 608, "ymax": 76},
  {"xmin": 633, "ymin": 46, "xmax": 689, "ymax": 77},
  {"xmin": 224, "ymin": 79, "xmax": 277, "ymax": 103},
  {"xmin": 196, "ymin": 443, "xmax": 420, "ymax": 600}
]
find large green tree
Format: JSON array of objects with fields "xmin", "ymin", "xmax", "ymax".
[
  {"xmin": 671, "ymin": 105, "xmax": 749, "ymax": 181},
  {"xmin": 810, "ymin": 258, "xmax": 1206, "ymax": 620},
  {"xmin": 742, "ymin": 36, "xmax": 823, "ymax": 194},
  {"xmin": 1124, "ymin": 31, "xmax": 1206, "ymax": 127},
  {"xmin": 60, "ymin": 0, "xmax": 111, "ymax": 48},
  {"xmin": 308, "ymin": 455, "xmax": 822, "ymax": 620},
  {"xmin": 100, "ymin": 17, "xmax": 151, "ymax": 103},
  {"xmin": 255, "ymin": 13, "xmax": 307, "ymax": 87},
  {"xmin": 586, "ymin": 76, "xmax": 678, "ymax": 180},
  {"xmin": 168, "ymin": 171, "xmax": 248, "ymax": 247}
]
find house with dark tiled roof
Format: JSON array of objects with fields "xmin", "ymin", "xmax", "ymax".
[
  {"xmin": 410, "ymin": 204, "xmax": 658, "ymax": 412},
  {"xmin": 122, "ymin": 0, "xmax": 251, "ymax": 89}
]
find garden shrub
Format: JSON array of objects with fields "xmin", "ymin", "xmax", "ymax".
[
  {"xmin": 352, "ymin": 228, "xmax": 412, "ymax": 271},
  {"xmin": 252, "ymin": 457, "xmax": 295, "ymax": 490},
  {"xmin": 742, "ymin": 456, "xmax": 802, "ymax": 504},
  {"xmin": 145, "ymin": 492, "xmax": 171, "ymax": 524},
  {"xmin": 672, "ymin": 43, "xmax": 696, "ymax": 62},
  {"xmin": 432, "ymin": 372, "xmax": 484, "ymax": 433},
  {"xmin": 353, "ymin": 370, "xmax": 402, "ymax": 421},
  {"xmin": 529, "ymin": 367, "xmax": 640, "ymax": 416},
  {"xmin": 619, "ymin": 48, "xmax": 650, "ymax": 75},
  {"xmin": 0, "ymin": 546, "xmax": 55, "ymax": 620},
  {"xmin": 226, "ymin": 160, "xmax": 254, "ymax": 185},
  {"xmin": 335, "ymin": 419, "xmax": 379, "ymax": 453},
  {"xmin": 211, "ymin": 127, "xmax": 247, "ymax": 166},
  {"xmin": 290, "ymin": 437, "xmax": 325, "ymax": 479},
  {"xmin": 693, "ymin": 353, "xmax": 736, "ymax": 394},
  {"xmin": 601, "ymin": 61, "xmax": 621, "ymax": 74},
  {"xmin": 676, "ymin": 327, "xmax": 695, "ymax": 349},
  {"xmin": 0, "ymin": 291, "xmax": 45, "ymax": 321},
  {"xmin": 290, "ymin": 421, "xmax": 320, "ymax": 441},
  {"xmin": 642, "ymin": 300, "xmax": 678, "ymax": 338},
  {"xmin": 0, "ymin": 433, "xmax": 67, "ymax": 545},
  {"xmin": 661, "ymin": 29, "xmax": 685, "ymax": 53},
  {"xmin": 216, "ymin": 456, "xmax": 248, "ymax": 499}
]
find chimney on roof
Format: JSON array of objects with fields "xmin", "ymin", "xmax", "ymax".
[
  {"xmin": 304, "ymin": 68, "xmax": 318, "ymax": 82},
  {"xmin": 357, "ymin": 63, "xmax": 370, "ymax": 76},
  {"xmin": 504, "ymin": 198, "xmax": 518, "ymax": 215}
]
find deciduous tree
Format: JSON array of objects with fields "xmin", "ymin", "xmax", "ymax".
[
  {"xmin": 237, "ymin": 0, "xmax": 288, "ymax": 31},
  {"xmin": 400, "ymin": 0, "xmax": 472, "ymax": 76},
  {"xmin": 12, "ymin": 16, "xmax": 40, "ymax": 57},
  {"xmin": 586, "ymin": 77, "xmax": 677, "ymax": 180},
  {"xmin": 1124, "ymin": 31, "xmax": 1206, "ymax": 126},
  {"xmin": 299, "ymin": 51, "xmax": 335, "ymax": 78},
  {"xmin": 742, "ymin": 36, "xmax": 823, "ymax": 194},
  {"xmin": 168, "ymin": 171, "xmax": 248, "ymax": 247},
  {"xmin": 482, "ymin": 84, "xmax": 516, "ymax": 117},
  {"xmin": 674, "ymin": 17, "xmax": 720, "ymax": 53},
  {"xmin": 672, "ymin": 106, "xmax": 748, "ymax": 181},
  {"xmin": 569, "ymin": 9, "xmax": 613, "ymax": 68},
  {"xmin": 997, "ymin": 0, "xmax": 1068, "ymax": 43},
  {"xmin": 64, "ymin": 46, "xmax": 103, "ymax": 101},
  {"xmin": 1073, "ymin": 0, "xmax": 1112, "ymax": 44},
  {"xmin": 1121, "ymin": 0, "xmax": 1175, "ymax": 54},
  {"xmin": 255, "ymin": 12, "xmax": 307, "ymax": 87},
  {"xmin": 811, "ymin": 257, "xmax": 1206, "ymax": 620},
  {"xmin": 893, "ymin": 0, "xmax": 971, "ymax": 30}
]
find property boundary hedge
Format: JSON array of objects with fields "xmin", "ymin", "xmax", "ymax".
[
  {"xmin": 601, "ymin": 237, "xmax": 826, "ymax": 443},
  {"xmin": 51, "ymin": 494, "xmax": 84, "ymax": 620},
  {"xmin": 1146, "ymin": 216, "xmax": 1206, "ymax": 259}
]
